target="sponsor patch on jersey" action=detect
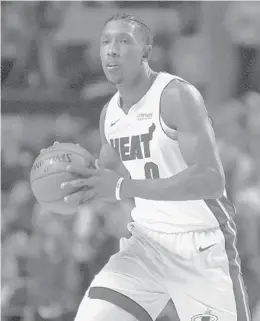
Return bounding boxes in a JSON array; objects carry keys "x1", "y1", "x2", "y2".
[
  {"x1": 137, "y1": 112, "x2": 153, "y2": 120},
  {"x1": 191, "y1": 309, "x2": 218, "y2": 321}
]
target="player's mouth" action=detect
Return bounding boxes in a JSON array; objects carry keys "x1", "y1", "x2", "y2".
[{"x1": 106, "y1": 63, "x2": 120, "y2": 71}]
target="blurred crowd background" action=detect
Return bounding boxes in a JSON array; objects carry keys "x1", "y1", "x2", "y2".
[{"x1": 1, "y1": 1, "x2": 260, "y2": 321}]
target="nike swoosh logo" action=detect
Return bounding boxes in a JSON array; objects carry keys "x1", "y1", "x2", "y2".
[
  {"x1": 198, "y1": 243, "x2": 217, "y2": 252},
  {"x1": 110, "y1": 119, "x2": 120, "y2": 127}
]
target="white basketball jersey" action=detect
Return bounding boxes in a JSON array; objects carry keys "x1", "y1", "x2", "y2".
[{"x1": 104, "y1": 72, "x2": 235, "y2": 233}]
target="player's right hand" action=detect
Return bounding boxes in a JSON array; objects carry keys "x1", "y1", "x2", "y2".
[
  {"x1": 40, "y1": 141, "x2": 82, "y2": 153},
  {"x1": 62, "y1": 165, "x2": 121, "y2": 204},
  {"x1": 40, "y1": 141, "x2": 60, "y2": 153}
]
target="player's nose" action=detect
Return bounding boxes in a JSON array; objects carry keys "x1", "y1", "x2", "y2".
[{"x1": 107, "y1": 43, "x2": 119, "y2": 57}]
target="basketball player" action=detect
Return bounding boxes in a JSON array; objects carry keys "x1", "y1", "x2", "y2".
[{"x1": 61, "y1": 13, "x2": 251, "y2": 321}]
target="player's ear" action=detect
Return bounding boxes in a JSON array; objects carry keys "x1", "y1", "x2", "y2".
[{"x1": 142, "y1": 45, "x2": 152, "y2": 62}]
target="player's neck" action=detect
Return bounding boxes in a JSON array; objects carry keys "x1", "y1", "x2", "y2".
[{"x1": 117, "y1": 66, "x2": 158, "y2": 113}]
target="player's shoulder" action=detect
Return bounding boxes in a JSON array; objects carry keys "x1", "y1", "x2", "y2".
[
  {"x1": 101, "y1": 101, "x2": 109, "y2": 115},
  {"x1": 100, "y1": 91, "x2": 119, "y2": 119},
  {"x1": 160, "y1": 75, "x2": 207, "y2": 128},
  {"x1": 99, "y1": 92, "x2": 118, "y2": 127},
  {"x1": 162, "y1": 75, "x2": 203, "y2": 106},
  {"x1": 99, "y1": 102, "x2": 110, "y2": 145},
  {"x1": 99, "y1": 102, "x2": 109, "y2": 128}
]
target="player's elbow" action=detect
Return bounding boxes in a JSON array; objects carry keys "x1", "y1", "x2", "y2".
[{"x1": 206, "y1": 166, "x2": 226, "y2": 199}]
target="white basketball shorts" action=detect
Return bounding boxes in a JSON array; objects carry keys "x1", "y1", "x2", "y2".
[{"x1": 78, "y1": 220, "x2": 251, "y2": 321}]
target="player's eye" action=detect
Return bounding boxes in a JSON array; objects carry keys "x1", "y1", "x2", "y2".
[
  {"x1": 102, "y1": 39, "x2": 109, "y2": 45},
  {"x1": 120, "y1": 39, "x2": 129, "y2": 44}
]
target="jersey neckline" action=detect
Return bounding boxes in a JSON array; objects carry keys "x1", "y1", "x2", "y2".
[{"x1": 116, "y1": 71, "x2": 163, "y2": 116}]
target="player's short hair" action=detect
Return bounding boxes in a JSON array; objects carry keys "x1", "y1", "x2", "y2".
[{"x1": 104, "y1": 13, "x2": 153, "y2": 46}]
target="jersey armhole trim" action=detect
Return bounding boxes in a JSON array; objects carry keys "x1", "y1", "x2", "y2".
[
  {"x1": 103, "y1": 100, "x2": 112, "y2": 144},
  {"x1": 159, "y1": 78, "x2": 181, "y2": 141},
  {"x1": 159, "y1": 115, "x2": 178, "y2": 140}
]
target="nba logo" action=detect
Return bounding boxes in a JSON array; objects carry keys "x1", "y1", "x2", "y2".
[{"x1": 191, "y1": 309, "x2": 218, "y2": 321}]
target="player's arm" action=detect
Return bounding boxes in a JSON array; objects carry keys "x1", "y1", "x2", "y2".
[
  {"x1": 98, "y1": 103, "x2": 130, "y2": 179},
  {"x1": 121, "y1": 80, "x2": 225, "y2": 201}
]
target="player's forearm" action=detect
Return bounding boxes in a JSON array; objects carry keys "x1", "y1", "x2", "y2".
[{"x1": 121, "y1": 165, "x2": 225, "y2": 201}]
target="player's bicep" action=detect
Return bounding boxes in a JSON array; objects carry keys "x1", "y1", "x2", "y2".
[
  {"x1": 177, "y1": 115, "x2": 220, "y2": 170},
  {"x1": 179, "y1": 87, "x2": 222, "y2": 172},
  {"x1": 163, "y1": 81, "x2": 224, "y2": 174}
]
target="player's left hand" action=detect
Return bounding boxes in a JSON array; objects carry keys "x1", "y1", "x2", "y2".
[{"x1": 61, "y1": 164, "x2": 122, "y2": 205}]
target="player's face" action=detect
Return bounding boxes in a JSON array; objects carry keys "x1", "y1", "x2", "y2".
[{"x1": 100, "y1": 20, "x2": 145, "y2": 85}]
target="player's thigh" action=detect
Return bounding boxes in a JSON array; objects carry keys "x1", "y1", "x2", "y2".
[
  {"x1": 168, "y1": 225, "x2": 251, "y2": 321},
  {"x1": 155, "y1": 300, "x2": 179, "y2": 321},
  {"x1": 74, "y1": 297, "x2": 137, "y2": 321}
]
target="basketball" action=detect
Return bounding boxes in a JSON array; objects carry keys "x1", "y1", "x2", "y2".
[{"x1": 30, "y1": 143, "x2": 95, "y2": 215}]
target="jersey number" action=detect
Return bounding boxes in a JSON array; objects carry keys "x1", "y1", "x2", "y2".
[{"x1": 144, "y1": 162, "x2": 160, "y2": 179}]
